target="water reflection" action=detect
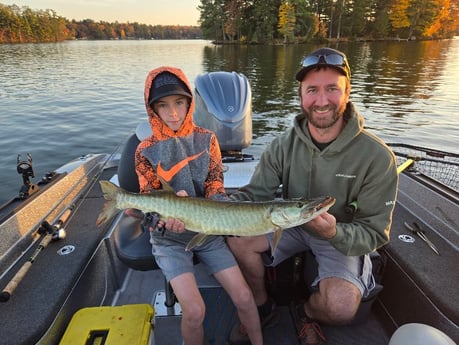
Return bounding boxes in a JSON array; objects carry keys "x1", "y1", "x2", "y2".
[
  {"x1": 0, "y1": 39, "x2": 457, "y2": 202},
  {"x1": 201, "y1": 39, "x2": 458, "y2": 148}
]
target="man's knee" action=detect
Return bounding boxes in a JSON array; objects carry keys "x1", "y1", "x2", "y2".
[
  {"x1": 314, "y1": 277, "x2": 361, "y2": 324},
  {"x1": 226, "y1": 236, "x2": 261, "y2": 257},
  {"x1": 327, "y1": 296, "x2": 360, "y2": 324},
  {"x1": 232, "y1": 285, "x2": 256, "y2": 311},
  {"x1": 228, "y1": 235, "x2": 269, "y2": 252},
  {"x1": 226, "y1": 236, "x2": 243, "y2": 252}
]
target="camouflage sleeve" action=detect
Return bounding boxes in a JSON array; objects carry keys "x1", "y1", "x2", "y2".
[
  {"x1": 204, "y1": 134, "x2": 227, "y2": 199},
  {"x1": 135, "y1": 142, "x2": 161, "y2": 194}
]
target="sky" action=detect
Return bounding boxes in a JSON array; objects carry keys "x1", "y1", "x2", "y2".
[{"x1": 1, "y1": 0, "x2": 201, "y2": 26}]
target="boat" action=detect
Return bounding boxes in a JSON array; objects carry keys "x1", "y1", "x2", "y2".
[{"x1": 0, "y1": 71, "x2": 457, "y2": 345}]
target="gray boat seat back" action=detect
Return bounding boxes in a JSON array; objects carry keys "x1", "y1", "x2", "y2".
[
  {"x1": 115, "y1": 121, "x2": 157, "y2": 271},
  {"x1": 117, "y1": 121, "x2": 151, "y2": 193},
  {"x1": 117, "y1": 133, "x2": 140, "y2": 193}
]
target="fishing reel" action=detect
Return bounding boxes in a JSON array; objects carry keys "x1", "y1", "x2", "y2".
[
  {"x1": 17, "y1": 153, "x2": 39, "y2": 198},
  {"x1": 38, "y1": 220, "x2": 67, "y2": 241}
]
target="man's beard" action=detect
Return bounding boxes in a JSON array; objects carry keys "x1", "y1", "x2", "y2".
[{"x1": 302, "y1": 104, "x2": 346, "y2": 129}]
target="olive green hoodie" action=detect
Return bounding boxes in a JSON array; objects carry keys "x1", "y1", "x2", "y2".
[{"x1": 231, "y1": 102, "x2": 398, "y2": 256}]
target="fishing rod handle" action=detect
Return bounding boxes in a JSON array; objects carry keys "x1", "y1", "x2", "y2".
[{"x1": 0, "y1": 233, "x2": 53, "y2": 302}]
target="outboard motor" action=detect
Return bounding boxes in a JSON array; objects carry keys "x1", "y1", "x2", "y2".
[{"x1": 193, "y1": 71, "x2": 252, "y2": 156}]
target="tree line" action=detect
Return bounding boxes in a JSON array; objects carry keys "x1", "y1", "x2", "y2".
[
  {"x1": 1, "y1": 1, "x2": 458, "y2": 44},
  {"x1": 0, "y1": 3, "x2": 201, "y2": 43},
  {"x1": 199, "y1": 0, "x2": 458, "y2": 43}
]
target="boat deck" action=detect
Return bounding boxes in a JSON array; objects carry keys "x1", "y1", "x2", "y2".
[
  {"x1": 114, "y1": 264, "x2": 391, "y2": 345},
  {"x1": 1, "y1": 160, "x2": 458, "y2": 344}
]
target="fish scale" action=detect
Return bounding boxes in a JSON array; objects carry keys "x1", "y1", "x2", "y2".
[
  {"x1": 97, "y1": 181, "x2": 335, "y2": 247},
  {"x1": 119, "y1": 192, "x2": 281, "y2": 235}
]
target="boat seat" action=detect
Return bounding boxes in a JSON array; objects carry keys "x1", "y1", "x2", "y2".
[
  {"x1": 114, "y1": 213, "x2": 158, "y2": 271},
  {"x1": 115, "y1": 123, "x2": 157, "y2": 271},
  {"x1": 117, "y1": 131, "x2": 141, "y2": 195}
]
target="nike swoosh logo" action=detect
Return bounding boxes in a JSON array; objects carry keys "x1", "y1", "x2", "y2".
[{"x1": 157, "y1": 151, "x2": 205, "y2": 182}]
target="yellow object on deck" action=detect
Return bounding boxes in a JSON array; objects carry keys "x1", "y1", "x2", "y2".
[
  {"x1": 59, "y1": 304, "x2": 154, "y2": 345},
  {"x1": 397, "y1": 158, "x2": 415, "y2": 175}
]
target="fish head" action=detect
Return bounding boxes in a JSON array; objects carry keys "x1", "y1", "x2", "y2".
[{"x1": 270, "y1": 196, "x2": 335, "y2": 228}]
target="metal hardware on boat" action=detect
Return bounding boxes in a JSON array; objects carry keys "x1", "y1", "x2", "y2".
[
  {"x1": 398, "y1": 234, "x2": 415, "y2": 243},
  {"x1": 57, "y1": 245, "x2": 75, "y2": 255},
  {"x1": 41, "y1": 171, "x2": 57, "y2": 183},
  {"x1": 403, "y1": 222, "x2": 440, "y2": 255},
  {"x1": 17, "y1": 153, "x2": 39, "y2": 198}
]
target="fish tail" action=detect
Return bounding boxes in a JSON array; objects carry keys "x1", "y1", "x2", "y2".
[{"x1": 96, "y1": 180, "x2": 121, "y2": 226}]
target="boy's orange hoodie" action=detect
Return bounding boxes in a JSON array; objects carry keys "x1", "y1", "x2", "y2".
[{"x1": 135, "y1": 66, "x2": 226, "y2": 199}]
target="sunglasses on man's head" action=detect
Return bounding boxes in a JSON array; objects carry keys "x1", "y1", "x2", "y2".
[{"x1": 302, "y1": 53, "x2": 347, "y2": 68}]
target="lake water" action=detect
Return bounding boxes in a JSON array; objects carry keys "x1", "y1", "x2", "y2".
[{"x1": 1, "y1": 39, "x2": 458, "y2": 203}]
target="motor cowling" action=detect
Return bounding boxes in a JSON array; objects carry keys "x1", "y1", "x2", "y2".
[{"x1": 193, "y1": 71, "x2": 252, "y2": 152}]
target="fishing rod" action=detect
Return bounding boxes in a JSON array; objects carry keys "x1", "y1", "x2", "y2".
[
  {"x1": 0, "y1": 206, "x2": 73, "y2": 302},
  {"x1": 0, "y1": 135, "x2": 126, "y2": 303}
]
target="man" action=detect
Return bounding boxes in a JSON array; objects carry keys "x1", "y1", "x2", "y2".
[{"x1": 227, "y1": 47, "x2": 398, "y2": 345}]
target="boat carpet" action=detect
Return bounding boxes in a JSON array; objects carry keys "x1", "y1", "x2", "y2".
[
  {"x1": 0, "y1": 168, "x2": 120, "y2": 345},
  {"x1": 378, "y1": 173, "x2": 459, "y2": 341},
  {"x1": 200, "y1": 287, "x2": 389, "y2": 345},
  {"x1": 117, "y1": 268, "x2": 389, "y2": 344}
]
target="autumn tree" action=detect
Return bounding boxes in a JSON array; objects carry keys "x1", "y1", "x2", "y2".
[
  {"x1": 423, "y1": 0, "x2": 457, "y2": 38},
  {"x1": 224, "y1": 0, "x2": 240, "y2": 41},
  {"x1": 278, "y1": 0, "x2": 296, "y2": 43},
  {"x1": 388, "y1": 0, "x2": 411, "y2": 37}
]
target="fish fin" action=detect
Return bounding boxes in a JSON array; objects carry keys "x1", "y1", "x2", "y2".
[
  {"x1": 185, "y1": 233, "x2": 208, "y2": 251},
  {"x1": 96, "y1": 180, "x2": 121, "y2": 227},
  {"x1": 271, "y1": 227, "x2": 283, "y2": 256},
  {"x1": 157, "y1": 175, "x2": 175, "y2": 192}
]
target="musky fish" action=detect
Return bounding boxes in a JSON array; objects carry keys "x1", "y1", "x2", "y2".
[{"x1": 96, "y1": 180, "x2": 335, "y2": 251}]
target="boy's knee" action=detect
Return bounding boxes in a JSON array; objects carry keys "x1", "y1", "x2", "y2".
[{"x1": 182, "y1": 301, "x2": 206, "y2": 324}]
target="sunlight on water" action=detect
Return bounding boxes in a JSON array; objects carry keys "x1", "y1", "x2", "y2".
[{"x1": 0, "y1": 39, "x2": 458, "y2": 203}]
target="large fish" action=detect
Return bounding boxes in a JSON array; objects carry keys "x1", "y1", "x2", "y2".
[{"x1": 96, "y1": 180, "x2": 335, "y2": 251}]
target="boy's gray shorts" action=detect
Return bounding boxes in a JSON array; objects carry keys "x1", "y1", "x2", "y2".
[
  {"x1": 150, "y1": 231, "x2": 237, "y2": 282},
  {"x1": 265, "y1": 227, "x2": 375, "y2": 298}
]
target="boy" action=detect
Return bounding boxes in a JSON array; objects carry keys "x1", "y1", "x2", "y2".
[{"x1": 135, "y1": 66, "x2": 263, "y2": 345}]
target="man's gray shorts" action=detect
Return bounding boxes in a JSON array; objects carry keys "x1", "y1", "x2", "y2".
[{"x1": 265, "y1": 227, "x2": 375, "y2": 298}]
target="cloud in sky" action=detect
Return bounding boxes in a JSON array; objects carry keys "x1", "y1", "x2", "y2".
[{"x1": 1, "y1": 0, "x2": 201, "y2": 25}]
